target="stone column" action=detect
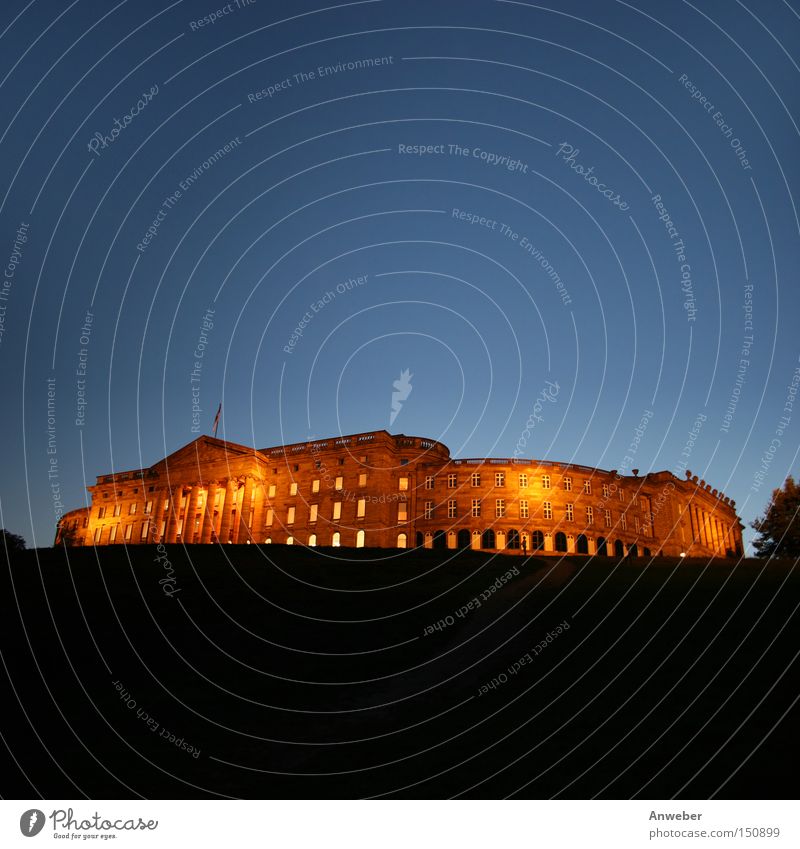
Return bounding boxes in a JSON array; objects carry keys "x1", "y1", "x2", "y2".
[
  {"x1": 236, "y1": 476, "x2": 255, "y2": 543},
  {"x1": 185, "y1": 485, "x2": 201, "y2": 543},
  {"x1": 250, "y1": 481, "x2": 266, "y2": 543},
  {"x1": 199, "y1": 481, "x2": 218, "y2": 544},
  {"x1": 164, "y1": 485, "x2": 181, "y2": 543},
  {"x1": 218, "y1": 479, "x2": 236, "y2": 544},
  {"x1": 152, "y1": 488, "x2": 167, "y2": 543}
]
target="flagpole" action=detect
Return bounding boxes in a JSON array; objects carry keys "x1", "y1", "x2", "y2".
[{"x1": 212, "y1": 403, "x2": 221, "y2": 438}]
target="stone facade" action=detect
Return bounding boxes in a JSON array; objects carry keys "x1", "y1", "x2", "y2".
[{"x1": 55, "y1": 430, "x2": 744, "y2": 557}]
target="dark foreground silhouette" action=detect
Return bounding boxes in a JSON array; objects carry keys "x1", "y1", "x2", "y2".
[{"x1": 1, "y1": 544, "x2": 797, "y2": 799}]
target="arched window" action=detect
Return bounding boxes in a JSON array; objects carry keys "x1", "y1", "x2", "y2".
[
  {"x1": 471, "y1": 530, "x2": 481, "y2": 550},
  {"x1": 415, "y1": 532, "x2": 424, "y2": 548},
  {"x1": 457, "y1": 529, "x2": 471, "y2": 549},
  {"x1": 424, "y1": 532, "x2": 433, "y2": 549},
  {"x1": 507, "y1": 529, "x2": 520, "y2": 549},
  {"x1": 356, "y1": 529, "x2": 365, "y2": 548},
  {"x1": 286, "y1": 536, "x2": 294, "y2": 545},
  {"x1": 643, "y1": 547, "x2": 651, "y2": 557},
  {"x1": 264, "y1": 537, "x2": 272, "y2": 545},
  {"x1": 433, "y1": 530, "x2": 447, "y2": 550},
  {"x1": 596, "y1": 536, "x2": 608, "y2": 556},
  {"x1": 481, "y1": 529, "x2": 496, "y2": 549},
  {"x1": 576, "y1": 534, "x2": 589, "y2": 554},
  {"x1": 614, "y1": 539, "x2": 624, "y2": 557},
  {"x1": 555, "y1": 531, "x2": 567, "y2": 552},
  {"x1": 308, "y1": 534, "x2": 317, "y2": 547},
  {"x1": 332, "y1": 532, "x2": 341, "y2": 547},
  {"x1": 496, "y1": 531, "x2": 506, "y2": 550},
  {"x1": 531, "y1": 530, "x2": 544, "y2": 551},
  {"x1": 397, "y1": 532, "x2": 407, "y2": 549}
]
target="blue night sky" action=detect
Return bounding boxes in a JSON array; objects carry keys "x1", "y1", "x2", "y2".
[{"x1": 1, "y1": 0, "x2": 798, "y2": 549}]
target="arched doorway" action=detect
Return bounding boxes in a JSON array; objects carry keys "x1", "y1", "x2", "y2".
[
  {"x1": 614, "y1": 539, "x2": 624, "y2": 557},
  {"x1": 576, "y1": 533, "x2": 589, "y2": 554},
  {"x1": 507, "y1": 529, "x2": 520, "y2": 549},
  {"x1": 628, "y1": 542, "x2": 638, "y2": 558},
  {"x1": 596, "y1": 536, "x2": 608, "y2": 556},
  {"x1": 332, "y1": 532, "x2": 341, "y2": 547},
  {"x1": 555, "y1": 531, "x2": 567, "y2": 552},
  {"x1": 457, "y1": 529, "x2": 471, "y2": 549},
  {"x1": 433, "y1": 529, "x2": 447, "y2": 550},
  {"x1": 481, "y1": 529, "x2": 496, "y2": 549},
  {"x1": 415, "y1": 532, "x2": 424, "y2": 547},
  {"x1": 356, "y1": 529, "x2": 365, "y2": 548},
  {"x1": 531, "y1": 530, "x2": 544, "y2": 551},
  {"x1": 397, "y1": 532, "x2": 407, "y2": 548},
  {"x1": 308, "y1": 534, "x2": 317, "y2": 547},
  {"x1": 643, "y1": 547, "x2": 651, "y2": 557}
]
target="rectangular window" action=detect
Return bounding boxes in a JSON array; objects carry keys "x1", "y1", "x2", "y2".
[
  {"x1": 640, "y1": 496, "x2": 649, "y2": 512},
  {"x1": 448, "y1": 473, "x2": 457, "y2": 488},
  {"x1": 635, "y1": 515, "x2": 640, "y2": 533},
  {"x1": 520, "y1": 499, "x2": 529, "y2": 519},
  {"x1": 447, "y1": 499, "x2": 457, "y2": 519},
  {"x1": 618, "y1": 488, "x2": 625, "y2": 502},
  {"x1": 110, "y1": 525, "x2": 118, "y2": 543},
  {"x1": 335, "y1": 476, "x2": 343, "y2": 491},
  {"x1": 312, "y1": 479, "x2": 320, "y2": 494},
  {"x1": 398, "y1": 501, "x2": 408, "y2": 522},
  {"x1": 563, "y1": 476, "x2": 572, "y2": 491},
  {"x1": 287, "y1": 507, "x2": 295, "y2": 525},
  {"x1": 583, "y1": 480, "x2": 591, "y2": 494},
  {"x1": 471, "y1": 472, "x2": 481, "y2": 487},
  {"x1": 543, "y1": 501, "x2": 552, "y2": 520},
  {"x1": 309, "y1": 504, "x2": 318, "y2": 523},
  {"x1": 357, "y1": 498, "x2": 366, "y2": 518},
  {"x1": 140, "y1": 521, "x2": 149, "y2": 540},
  {"x1": 495, "y1": 471, "x2": 505, "y2": 487},
  {"x1": 333, "y1": 502, "x2": 342, "y2": 521},
  {"x1": 542, "y1": 474, "x2": 551, "y2": 489},
  {"x1": 268, "y1": 484, "x2": 276, "y2": 498},
  {"x1": 518, "y1": 473, "x2": 528, "y2": 488},
  {"x1": 565, "y1": 503, "x2": 574, "y2": 521},
  {"x1": 604, "y1": 509, "x2": 612, "y2": 527},
  {"x1": 266, "y1": 508, "x2": 274, "y2": 526},
  {"x1": 94, "y1": 527, "x2": 101, "y2": 543},
  {"x1": 97, "y1": 506, "x2": 106, "y2": 518},
  {"x1": 399, "y1": 477, "x2": 409, "y2": 491},
  {"x1": 495, "y1": 499, "x2": 505, "y2": 518},
  {"x1": 124, "y1": 524, "x2": 132, "y2": 541},
  {"x1": 586, "y1": 506, "x2": 593, "y2": 524},
  {"x1": 602, "y1": 484, "x2": 610, "y2": 498},
  {"x1": 113, "y1": 504, "x2": 121, "y2": 517},
  {"x1": 145, "y1": 501, "x2": 152, "y2": 514},
  {"x1": 129, "y1": 503, "x2": 137, "y2": 515},
  {"x1": 621, "y1": 513, "x2": 627, "y2": 530},
  {"x1": 425, "y1": 475, "x2": 434, "y2": 490},
  {"x1": 471, "y1": 499, "x2": 481, "y2": 518},
  {"x1": 289, "y1": 482, "x2": 298, "y2": 496},
  {"x1": 424, "y1": 500, "x2": 433, "y2": 519},
  {"x1": 358, "y1": 473, "x2": 367, "y2": 487}
]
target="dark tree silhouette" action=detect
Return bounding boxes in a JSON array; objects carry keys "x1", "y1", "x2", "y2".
[
  {"x1": 751, "y1": 476, "x2": 800, "y2": 558},
  {"x1": 1, "y1": 529, "x2": 26, "y2": 555}
]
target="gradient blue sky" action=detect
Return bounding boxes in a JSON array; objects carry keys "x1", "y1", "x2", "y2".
[{"x1": 1, "y1": 0, "x2": 798, "y2": 550}]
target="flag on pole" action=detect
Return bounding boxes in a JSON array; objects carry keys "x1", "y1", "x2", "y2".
[{"x1": 212, "y1": 403, "x2": 221, "y2": 438}]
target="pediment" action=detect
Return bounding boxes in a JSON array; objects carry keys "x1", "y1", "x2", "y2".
[{"x1": 148, "y1": 436, "x2": 261, "y2": 475}]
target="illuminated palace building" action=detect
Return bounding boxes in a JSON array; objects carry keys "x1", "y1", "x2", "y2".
[{"x1": 55, "y1": 430, "x2": 743, "y2": 557}]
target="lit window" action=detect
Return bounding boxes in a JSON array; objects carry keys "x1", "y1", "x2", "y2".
[
  {"x1": 333, "y1": 502, "x2": 342, "y2": 520},
  {"x1": 565, "y1": 503, "x2": 574, "y2": 521},
  {"x1": 110, "y1": 525, "x2": 118, "y2": 543},
  {"x1": 287, "y1": 507, "x2": 295, "y2": 525},
  {"x1": 563, "y1": 476, "x2": 572, "y2": 491},
  {"x1": 94, "y1": 527, "x2": 101, "y2": 543},
  {"x1": 586, "y1": 506, "x2": 593, "y2": 524},
  {"x1": 519, "y1": 473, "x2": 528, "y2": 488},
  {"x1": 113, "y1": 504, "x2": 121, "y2": 517},
  {"x1": 471, "y1": 472, "x2": 481, "y2": 487},
  {"x1": 268, "y1": 484, "x2": 276, "y2": 498},
  {"x1": 309, "y1": 534, "x2": 317, "y2": 547},
  {"x1": 357, "y1": 498, "x2": 366, "y2": 518},
  {"x1": 266, "y1": 508, "x2": 274, "y2": 526},
  {"x1": 129, "y1": 503, "x2": 137, "y2": 515},
  {"x1": 397, "y1": 532, "x2": 407, "y2": 548},
  {"x1": 618, "y1": 488, "x2": 624, "y2": 502},
  {"x1": 290, "y1": 482, "x2": 298, "y2": 496},
  {"x1": 604, "y1": 509, "x2": 612, "y2": 527},
  {"x1": 471, "y1": 499, "x2": 481, "y2": 518},
  {"x1": 356, "y1": 529, "x2": 365, "y2": 548},
  {"x1": 97, "y1": 506, "x2": 106, "y2": 518},
  {"x1": 583, "y1": 480, "x2": 591, "y2": 494},
  {"x1": 145, "y1": 501, "x2": 152, "y2": 514},
  {"x1": 359, "y1": 473, "x2": 367, "y2": 487},
  {"x1": 495, "y1": 499, "x2": 505, "y2": 518},
  {"x1": 312, "y1": 479, "x2": 320, "y2": 494},
  {"x1": 448, "y1": 473, "x2": 457, "y2": 488},
  {"x1": 399, "y1": 477, "x2": 409, "y2": 491},
  {"x1": 425, "y1": 475, "x2": 434, "y2": 489},
  {"x1": 332, "y1": 532, "x2": 341, "y2": 547},
  {"x1": 602, "y1": 484, "x2": 610, "y2": 498},
  {"x1": 542, "y1": 475, "x2": 551, "y2": 489},
  {"x1": 640, "y1": 496, "x2": 649, "y2": 512},
  {"x1": 520, "y1": 500, "x2": 529, "y2": 519},
  {"x1": 495, "y1": 472, "x2": 505, "y2": 487},
  {"x1": 335, "y1": 476, "x2": 343, "y2": 491},
  {"x1": 286, "y1": 536, "x2": 294, "y2": 545},
  {"x1": 543, "y1": 501, "x2": 552, "y2": 520},
  {"x1": 424, "y1": 500, "x2": 433, "y2": 519},
  {"x1": 140, "y1": 521, "x2": 149, "y2": 540},
  {"x1": 124, "y1": 524, "x2": 132, "y2": 541},
  {"x1": 447, "y1": 499, "x2": 457, "y2": 518},
  {"x1": 309, "y1": 504, "x2": 318, "y2": 523},
  {"x1": 621, "y1": 513, "x2": 627, "y2": 530},
  {"x1": 398, "y1": 501, "x2": 408, "y2": 522}
]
